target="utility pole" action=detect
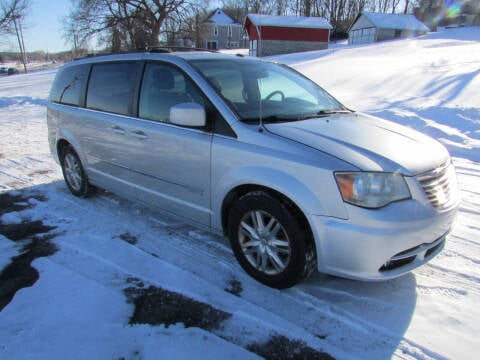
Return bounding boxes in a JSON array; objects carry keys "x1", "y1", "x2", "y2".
[
  {"x1": 13, "y1": 16, "x2": 27, "y2": 73},
  {"x1": 19, "y1": 18, "x2": 27, "y2": 67},
  {"x1": 73, "y1": 32, "x2": 78, "y2": 58}
]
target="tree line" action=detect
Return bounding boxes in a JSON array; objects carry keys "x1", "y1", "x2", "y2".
[
  {"x1": 62, "y1": 0, "x2": 479, "y2": 52},
  {"x1": 62, "y1": 0, "x2": 412, "y2": 50}
]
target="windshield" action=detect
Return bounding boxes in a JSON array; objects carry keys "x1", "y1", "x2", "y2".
[{"x1": 189, "y1": 58, "x2": 348, "y2": 123}]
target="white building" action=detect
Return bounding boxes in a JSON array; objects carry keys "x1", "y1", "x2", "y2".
[
  {"x1": 349, "y1": 12, "x2": 429, "y2": 45},
  {"x1": 200, "y1": 8, "x2": 244, "y2": 50}
]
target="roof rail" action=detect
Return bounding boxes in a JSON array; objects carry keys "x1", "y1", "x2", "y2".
[
  {"x1": 73, "y1": 49, "x2": 145, "y2": 61},
  {"x1": 72, "y1": 46, "x2": 218, "y2": 60},
  {"x1": 144, "y1": 46, "x2": 219, "y2": 53}
]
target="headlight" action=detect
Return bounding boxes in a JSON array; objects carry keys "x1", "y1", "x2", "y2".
[{"x1": 335, "y1": 172, "x2": 411, "y2": 209}]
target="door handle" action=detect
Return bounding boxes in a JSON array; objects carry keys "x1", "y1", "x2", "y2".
[
  {"x1": 131, "y1": 130, "x2": 148, "y2": 140},
  {"x1": 110, "y1": 125, "x2": 125, "y2": 135}
]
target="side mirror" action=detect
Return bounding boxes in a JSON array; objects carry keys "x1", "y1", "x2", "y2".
[{"x1": 170, "y1": 102, "x2": 206, "y2": 127}]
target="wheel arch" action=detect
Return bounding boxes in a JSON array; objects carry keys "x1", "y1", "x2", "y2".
[
  {"x1": 54, "y1": 130, "x2": 88, "y2": 169},
  {"x1": 57, "y1": 140, "x2": 92, "y2": 197},
  {"x1": 221, "y1": 183, "x2": 317, "y2": 272},
  {"x1": 56, "y1": 138, "x2": 71, "y2": 159}
]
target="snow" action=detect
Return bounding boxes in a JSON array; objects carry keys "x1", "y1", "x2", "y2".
[
  {"x1": 0, "y1": 237, "x2": 17, "y2": 270},
  {"x1": 1, "y1": 211, "x2": 23, "y2": 224},
  {"x1": 0, "y1": 27, "x2": 479, "y2": 359},
  {"x1": 1, "y1": 258, "x2": 260, "y2": 360},
  {"x1": 246, "y1": 14, "x2": 332, "y2": 29},
  {"x1": 360, "y1": 12, "x2": 430, "y2": 32},
  {"x1": 270, "y1": 27, "x2": 480, "y2": 162}
]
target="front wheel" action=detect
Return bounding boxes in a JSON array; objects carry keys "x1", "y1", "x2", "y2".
[
  {"x1": 60, "y1": 145, "x2": 90, "y2": 197},
  {"x1": 228, "y1": 192, "x2": 315, "y2": 288}
]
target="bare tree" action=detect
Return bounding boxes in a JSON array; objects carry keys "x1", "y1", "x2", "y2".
[
  {"x1": 62, "y1": 13, "x2": 89, "y2": 57},
  {"x1": 414, "y1": 0, "x2": 445, "y2": 30},
  {"x1": 0, "y1": 0, "x2": 30, "y2": 71},
  {"x1": 314, "y1": 0, "x2": 366, "y2": 39},
  {"x1": 64, "y1": 0, "x2": 192, "y2": 51},
  {"x1": 391, "y1": 0, "x2": 401, "y2": 13},
  {"x1": 0, "y1": 0, "x2": 29, "y2": 32}
]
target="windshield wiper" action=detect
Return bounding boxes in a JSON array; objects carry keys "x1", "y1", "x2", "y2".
[
  {"x1": 293, "y1": 109, "x2": 353, "y2": 121},
  {"x1": 243, "y1": 110, "x2": 354, "y2": 124},
  {"x1": 243, "y1": 115, "x2": 297, "y2": 124},
  {"x1": 316, "y1": 109, "x2": 353, "y2": 116}
]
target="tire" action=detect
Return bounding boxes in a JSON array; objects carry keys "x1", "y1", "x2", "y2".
[
  {"x1": 60, "y1": 145, "x2": 90, "y2": 197},
  {"x1": 228, "y1": 192, "x2": 314, "y2": 289}
]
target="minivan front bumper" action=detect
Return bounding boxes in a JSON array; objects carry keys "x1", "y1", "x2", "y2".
[{"x1": 309, "y1": 198, "x2": 458, "y2": 280}]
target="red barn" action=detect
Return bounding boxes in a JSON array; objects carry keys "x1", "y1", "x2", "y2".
[{"x1": 244, "y1": 14, "x2": 332, "y2": 57}]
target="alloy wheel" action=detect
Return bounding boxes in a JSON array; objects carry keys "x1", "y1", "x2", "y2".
[
  {"x1": 63, "y1": 152, "x2": 83, "y2": 192},
  {"x1": 238, "y1": 210, "x2": 292, "y2": 275}
]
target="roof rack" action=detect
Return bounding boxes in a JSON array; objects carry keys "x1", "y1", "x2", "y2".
[
  {"x1": 73, "y1": 49, "x2": 145, "y2": 61},
  {"x1": 143, "y1": 46, "x2": 218, "y2": 53},
  {"x1": 73, "y1": 46, "x2": 218, "y2": 60}
]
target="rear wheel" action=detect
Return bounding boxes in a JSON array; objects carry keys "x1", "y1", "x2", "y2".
[
  {"x1": 228, "y1": 192, "x2": 314, "y2": 288},
  {"x1": 60, "y1": 145, "x2": 90, "y2": 197}
]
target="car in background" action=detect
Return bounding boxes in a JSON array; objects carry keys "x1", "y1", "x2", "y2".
[
  {"x1": 0, "y1": 67, "x2": 19, "y2": 75},
  {"x1": 7, "y1": 67, "x2": 19, "y2": 75},
  {"x1": 47, "y1": 51, "x2": 460, "y2": 288}
]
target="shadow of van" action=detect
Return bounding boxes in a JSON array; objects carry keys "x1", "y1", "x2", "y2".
[
  {"x1": 301, "y1": 272, "x2": 417, "y2": 358},
  {"x1": 0, "y1": 96, "x2": 47, "y2": 108}
]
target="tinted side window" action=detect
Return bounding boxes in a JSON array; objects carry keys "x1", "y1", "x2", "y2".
[
  {"x1": 139, "y1": 63, "x2": 206, "y2": 124},
  {"x1": 86, "y1": 62, "x2": 139, "y2": 115},
  {"x1": 50, "y1": 64, "x2": 89, "y2": 106}
]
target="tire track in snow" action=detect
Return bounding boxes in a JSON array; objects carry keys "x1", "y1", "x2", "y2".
[
  {"x1": 91, "y1": 195, "x2": 444, "y2": 358},
  {"x1": 42, "y1": 214, "x2": 342, "y2": 359},
  {"x1": 0, "y1": 154, "x2": 61, "y2": 190},
  {"x1": 416, "y1": 263, "x2": 480, "y2": 294},
  {"x1": 41, "y1": 187, "x2": 436, "y2": 359},
  {"x1": 127, "y1": 233, "x2": 440, "y2": 360},
  {"x1": 40, "y1": 171, "x2": 480, "y2": 360},
  {"x1": 415, "y1": 285, "x2": 467, "y2": 299},
  {"x1": 0, "y1": 169, "x2": 30, "y2": 183},
  {"x1": 441, "y1": 248, "x2": 480, "y2": 266},
  {"x1": 289, "y1": 289, "x2": 446, "y2": 360}
]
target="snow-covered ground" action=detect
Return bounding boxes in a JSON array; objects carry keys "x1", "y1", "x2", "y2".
[{"x1": 0, "y1": 27, "x2": 479, "y2": 359}]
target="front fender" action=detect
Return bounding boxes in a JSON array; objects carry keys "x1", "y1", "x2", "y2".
[{"x1": 212, "y1": 165, "x2": 347, "y2": 231}]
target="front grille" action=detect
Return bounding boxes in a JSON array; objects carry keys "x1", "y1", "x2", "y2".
[{"x1": 417, "y1": 162, "x2": 458, "y2": 210}]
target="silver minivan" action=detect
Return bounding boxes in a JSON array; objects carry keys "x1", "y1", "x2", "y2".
[{"x1": 47, "y1": 51, "x2": 459, "y2": 288}]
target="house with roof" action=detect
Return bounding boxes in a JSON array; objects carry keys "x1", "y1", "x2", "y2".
[
  {"x1": 244, "y1": 14, "x2": 332, "y2": 57},
  {"x1": 348, "y1": 12, "x2": 429, "y2": 45},
  {"x1": 200, "y1": 8, "x2": 244, "y2": 50}
]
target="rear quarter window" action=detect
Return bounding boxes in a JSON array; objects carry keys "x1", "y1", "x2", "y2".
[
  {"x1": 50, "y1": 64, "x2": 90, "y2": 106},
  {"x1": 86, "y1": 62, "x2": 141, "y2": 115}
]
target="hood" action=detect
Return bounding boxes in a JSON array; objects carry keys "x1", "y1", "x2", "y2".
[{"x1": 265, "y1": 112, "x2": 450, "y2": 176}]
